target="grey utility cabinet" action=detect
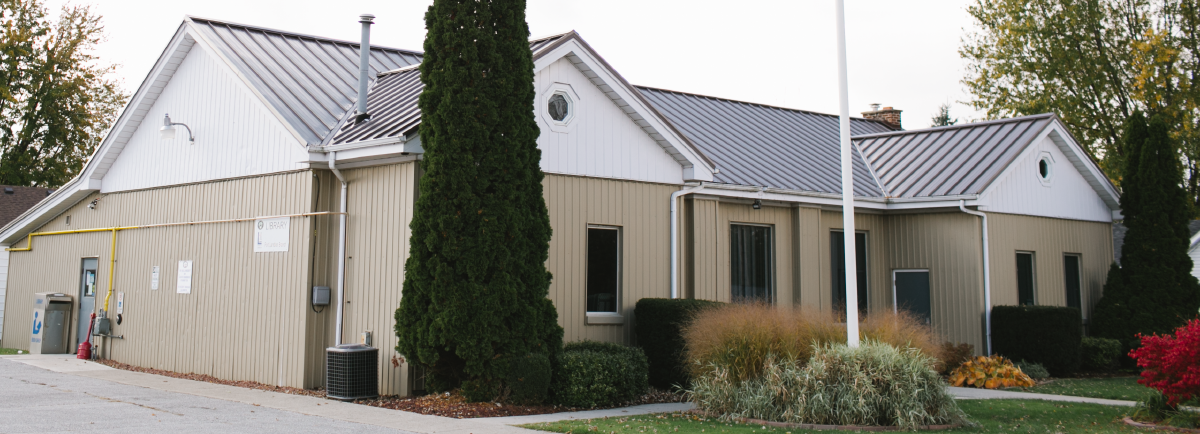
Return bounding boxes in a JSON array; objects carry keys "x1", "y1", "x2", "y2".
[{"x1": 30, "y1": 293, "x2": 73, "y2": 354}]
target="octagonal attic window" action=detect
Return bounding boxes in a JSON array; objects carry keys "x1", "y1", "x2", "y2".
[
  {"x1": 1037, "y1": 155, "x2": 1054, "y2": 185},
  {"x1": 548, "y1": 93, "x2": 570, "y2": 122}
]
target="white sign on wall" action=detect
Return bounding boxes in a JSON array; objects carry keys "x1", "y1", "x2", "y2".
[
  {"x1": 151, "y1": 265, "x2": 159, "y2": 290},
  {"x1": 177, "y1": 260, "x2": 192, "y2": 294},
  {"x1": 254, "y1": 217, "x2": 290, "y2": 252},
  {"x1": 116, "y1": 292, "x2": 124, "y2": 314}
]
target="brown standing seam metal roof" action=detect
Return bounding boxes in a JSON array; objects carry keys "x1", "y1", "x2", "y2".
[
  {"x1": 188, "y1": 17, "x2": 423, "y2": 145},
  {"x1": 0, "y1": 186, "x2": 53, "y2": 228},
  {"x1": 332, "y1": 34, "x2": 568, "y2": 145},
  {"x1": 637, "y1": 86, "x2": 895, "y2": 196},
  {"x1": 853, "y1": 114, "x2": 1055, "y2": 198}
]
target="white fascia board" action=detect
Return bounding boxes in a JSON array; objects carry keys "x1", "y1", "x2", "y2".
[
  {"x1": 701, "y1": 183, "x2": 979, "y2": 211},
  {"x1": 533, "y1": 38, "x2": 715, "y2": 182},
  {"x1": 184, "y1": 19, "x2": 311, "y2": 148},
  {"x1": 1190, "y1": 229, "x2": 1200, "y2": 249}
]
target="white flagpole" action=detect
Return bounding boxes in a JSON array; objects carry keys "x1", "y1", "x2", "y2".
[{"x1": 834, "y1": 0, "x2": 860, "y2": 347}]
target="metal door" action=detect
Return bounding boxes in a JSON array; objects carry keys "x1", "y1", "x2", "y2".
[
  {"x1": 893, "y1": 270, "x2": 931, "y2": 324},
  {"x1": 78, "y1": 258, "x2": 98, "y2": 350}
]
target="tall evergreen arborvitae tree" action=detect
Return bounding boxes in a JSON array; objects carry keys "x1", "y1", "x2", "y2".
[
  {"x1": 395, "y1": 0, "x2": 562, "y2": 401},
  {"x1": 1093, "y1": 114, "x2": 1200, "y2": 347}
]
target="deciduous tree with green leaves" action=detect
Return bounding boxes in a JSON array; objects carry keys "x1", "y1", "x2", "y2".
[
  {"x1": 394, "y1": 0, "x2": 562, "y2": 402},
  {"x1": 0, "y1": 0, "x2": 126, "y2": 187},
  {"x1": 960, "y1": 0, "x2": 1200, "y2": 204}
]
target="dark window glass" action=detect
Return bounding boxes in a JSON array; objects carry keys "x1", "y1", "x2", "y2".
[
  {"x1": 1016, "y1": 252, "x2": 1035, "y2": 305},
  {"x1": 548, "y1": 94, "x2": 569, "y2": 121},
  {"x1": 586, "y1": 227, "x2": 619, "y2": 312},
  {"x1": 731, "y1": 225, "x2": 773, "y2": 303},
  {"x1": 1039, "y1": 159, "x2": 1049, "y2": 178},
  {"x1": 1064, "y1": 255, "x2": 1082, "y2": 310},
  {"x1": 832, "y1": 231, "x2": 868, "y2": 314},
  {"x1": 894, "y1": 271, "x2": 931, "y2": 324}
]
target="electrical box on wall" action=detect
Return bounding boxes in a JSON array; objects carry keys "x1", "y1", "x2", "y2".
[
  {"x1": 359, "y1": 331, "x2": 372, "y2": 347},
  {"x1": 312, "y1": 286, "x2": 330, "y2": 306}
]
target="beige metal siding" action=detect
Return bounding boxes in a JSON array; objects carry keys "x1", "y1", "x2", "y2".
[
  {"x1": 335, "y1": 162, "x2": 419, "y2": 396},
  {"x1": 882, "y1": 212, "x2": 986, "y2": 350},
  {"x1": 986, "y1": 212, "x2": 1113, "y2": 319},
  {"x1": 2, "y1": 171, "x2": 315, "y2": 387},
  {"x1": 816, "y1": 211, "x2": 891, "y2": 313},
  {"x1": 713, "y1": 203, "x2": 796, "y2": 306},
  {"x1": 544, "y1": 174, "x2": 678, "y2": 345}
]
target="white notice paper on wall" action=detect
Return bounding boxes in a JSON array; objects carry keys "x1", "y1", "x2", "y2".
[
  {"x1": 254, "y1": 217, "x2": 290, "y2": 252},
  {"x1": 151, "y1": 265, "x2": 159, "y2": 290},
  {"x1": 116, "y1": 292, "x2": 124, "y2": 314},
  {"x1": 177, "y1": 260, "x2": 192, "y2": 294}
]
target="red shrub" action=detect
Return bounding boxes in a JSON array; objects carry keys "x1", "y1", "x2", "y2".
[{"x1": 1129, "y1": 318, "x2": 1200, "y2": 406}]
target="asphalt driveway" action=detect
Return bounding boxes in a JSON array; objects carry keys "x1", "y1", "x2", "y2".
[{"x1": 0, "y1": 357, "x2": 414, "y2": 434}]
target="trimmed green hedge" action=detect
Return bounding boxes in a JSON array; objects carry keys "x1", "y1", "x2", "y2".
[
  {"x1": 553, "y1": 341, "x2": 648, "y2": 408},
  {"x1": 992, "y1": 305, "x2": 1082, "y2": 376},
  {"x1": 634, "y1": 298, "x2": 724, "y2": 389},
  {"x1": 1081, "y1": 337, "x2": 1122, "y2": 372}
]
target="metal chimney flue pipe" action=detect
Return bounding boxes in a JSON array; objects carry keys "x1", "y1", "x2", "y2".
[{"x1": 355, "y1": 14, "x2": 375, "y2": 124}]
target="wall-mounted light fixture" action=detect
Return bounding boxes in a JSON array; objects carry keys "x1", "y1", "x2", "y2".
[
  {"x1": 752, "y1": 199, "x2": 762, "y2": 210},
  {"x1": 160, "y1": 113, "x2": 195, "y2": 144},
  {"x1": 88, "y1": 199, "x2": 99, "y2": 210}
]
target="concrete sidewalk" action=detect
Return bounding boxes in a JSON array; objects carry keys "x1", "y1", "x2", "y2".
[
  {"x1": 479, "y1": 402, "x2": 696, "y2": 425},
  {"x1": 948, "y1": 386, "x2": 1138, "y2": 407},
  {"x1": 1, "y1": 355, "x2": 535, "y2": 433}
]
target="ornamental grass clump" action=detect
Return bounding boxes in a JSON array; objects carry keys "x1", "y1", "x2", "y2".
[
  {"x1": 687, "y1": 342, "x2": 967, "y2": 429},
  {"x1": 682, "y1": 303, "x2": 944, "y2": 381}
]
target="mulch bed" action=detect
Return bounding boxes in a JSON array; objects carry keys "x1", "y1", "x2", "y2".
[
  {"x1": 94, "y1": 358, "x2": 683, "y2": 418},
  {"x1": 96, "y1": 359, "x2": 324, "y2": 397},
  {"x1": 357, "y1": 388, "x2": 684, "y2": 418}
]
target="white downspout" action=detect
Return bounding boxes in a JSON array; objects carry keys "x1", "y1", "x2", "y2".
[
  {"x1": 960, "y1": 200, "x2": 992, "y2": 355},
  {"x1": 670, "y1": 182, "x2": 704, "y2": 299},
  {"x1": 329, "y1": 151, "x2": 349, "y2": 346}
]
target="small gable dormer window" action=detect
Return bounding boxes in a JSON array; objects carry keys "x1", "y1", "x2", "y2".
[
  {"x1": 1037, "y1": 153, "x2": 1054, "y2": 186},
  {"x1": 548, "y1": 92, "x2": 571, "y2": 123}
]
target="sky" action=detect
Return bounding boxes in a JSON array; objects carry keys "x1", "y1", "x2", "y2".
[{"x1": 50, "y1": 0, "x2": 982, "y2": 129}]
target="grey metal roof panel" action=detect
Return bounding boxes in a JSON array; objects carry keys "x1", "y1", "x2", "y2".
[
  {"x1": 853, "y1": 114, "x2": 1054, "y2": 198},
  {"x1": 529, "y1": 33, "x2": 568, "y2": 56},
  {"x1": 188, "y1": 17, "x2": 422, "y2": 145},
  {"x1": 331, "y1": 35, "x2": 568, "y2": 146},
  {"x1": 636, "y1": 86, "x2": 894, "y2": 196}
]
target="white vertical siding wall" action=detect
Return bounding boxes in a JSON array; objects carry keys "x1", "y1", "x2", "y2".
[
  {"x1": 1191, "y1": 244, "x2": 1200, "y2": 281},
  {"x1": 982, "y1": 136, "x2": 1112, "y2": 223},
  {"x1": 0, "y1": 249, "x2": 7, "y2": 344},
  {"x1": 100, "y1": 41, "x2": 307, "y2": 193},
  {"x1": 535, "y1": 58, "x2": 684, "y2": 185}
]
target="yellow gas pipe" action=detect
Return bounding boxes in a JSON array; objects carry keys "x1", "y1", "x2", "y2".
[{"x1": 6, "y1": 211, "x2": 345, "y2": 314}]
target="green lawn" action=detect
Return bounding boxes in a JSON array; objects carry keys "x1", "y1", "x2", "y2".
[
  {"x1": 0, "y1": 348, "x2": 23, "y2": 355},
  {"x1": 523, "y1": 399, "x2": 1137, "y2": 433},
  {"x1": 1023, "y1": 377, "x2": 1155, "y2": 402}
]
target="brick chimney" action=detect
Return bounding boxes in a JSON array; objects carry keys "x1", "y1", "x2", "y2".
[{"x1": 861, "y1": 104, "x2": 902, "y2": 130}]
